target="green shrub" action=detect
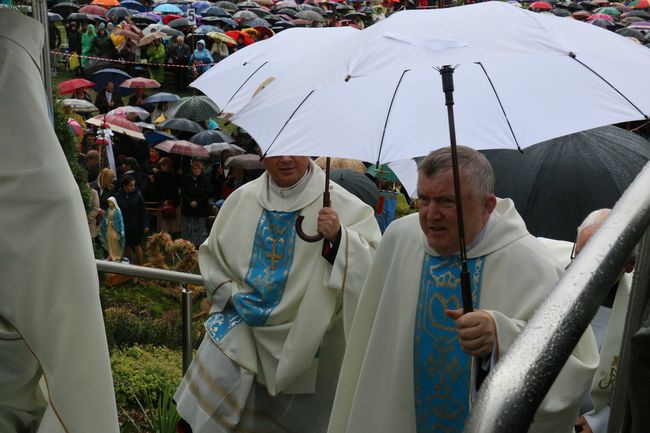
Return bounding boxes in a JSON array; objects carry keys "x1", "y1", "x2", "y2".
[{"x1": 110, "y1": 345, "x2": 183, "y2": 408}]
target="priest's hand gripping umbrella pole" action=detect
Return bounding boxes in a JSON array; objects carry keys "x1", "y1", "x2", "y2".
[
  {"x1": 439, "y1": 65, "x2": 474, "y2": 315},
  {"x1": 295, "y1": 157, "x2": 330, "y2": 244}
]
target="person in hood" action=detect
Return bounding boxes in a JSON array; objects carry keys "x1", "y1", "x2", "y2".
[{"x1": 189, "y1": 39, "x2": 213, "y2": 76}]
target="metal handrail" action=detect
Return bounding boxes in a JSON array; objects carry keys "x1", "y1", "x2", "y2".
[
  {"x1": 96, "y1": 260, "x2": 204, "y2": 373},
  {"x1": 465, "y1": 160, "x2": 650, "y2": 433}
]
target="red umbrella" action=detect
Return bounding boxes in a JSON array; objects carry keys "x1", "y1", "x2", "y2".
[
  {"x1": 225, "y1": 30, "x2": 255, "y2": 45},
  {"x1": 528, "y1": 1, "x2": 552, "y2": 10},
  {"x1": 162, "y1": 14, "x2": 182, "y2": 25},
  {"x1": 120, "y1": 77, "x2": 161, "y2": 89},
  {"x1": 155, "y1": 140, "x2": 210, "y2": 158},
  {"x1": 57, "y1": 78, "x2": 96, "y2": 94},
  {"x1": 79, "y1": 4, "x2": 108, "y2": 16}
]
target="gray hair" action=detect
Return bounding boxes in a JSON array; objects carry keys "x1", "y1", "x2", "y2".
[
  {"x1": 577, "y1": 208, "x2": 610, "y2": 235},
  {"x1": 176, "y1": 35, "x2": 184, "y2": 42},
  {"x1": 417, "y1": 145, "x2": 495, "y2": 198},
  {"x1": 577, "y1": 208, "x2": 639, "y2": 260}
]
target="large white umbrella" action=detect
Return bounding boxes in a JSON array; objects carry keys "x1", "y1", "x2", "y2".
[
  {"x1": 190, "y1": 26, "x2": 358, "y2": 115},
  {"x1": 228, "y1": 1, "x2": 650, "y2": 309},
  {"x1": 231, "y1": 2, "x2": 650, "y2": 165}
]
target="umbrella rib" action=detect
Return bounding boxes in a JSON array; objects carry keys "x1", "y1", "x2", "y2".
[
  {"x1": 225, "y1": 61, "x2": 269, "y2": 107},
  {"x1": 376, "y1": 69, "x2": 409, "y2": 166},
  {"x1": 569, "y1": 53, "x2": 648, "y2": 119},
  {"x1": 476, "y1": 62, "x2": 522, "y2": 152},
  {"x1": 263, "y1": 90, "x2": 315, "y2": 158}
]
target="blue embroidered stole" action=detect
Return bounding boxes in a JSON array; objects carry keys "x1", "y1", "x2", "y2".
[
  {"x1": 414, "y1": 253, "x2": 484, "y2": 433},
  {"x1": 205, "y1": 210, "x2": 298, "y2": 343}
]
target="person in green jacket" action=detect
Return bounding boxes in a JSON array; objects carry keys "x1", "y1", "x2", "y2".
[
  {"x1": 80, "y1": 23, "x2": 96, "y2": 68},
  {"x1": 146, "y1": 37, "x2": 165, "y2": 85}
]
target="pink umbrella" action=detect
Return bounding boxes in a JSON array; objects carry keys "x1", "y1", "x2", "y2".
[
  {"x1": 79, "y1": 4, "x2": 108, "y2": 16},
  {"x1": 155, "y1": 140, "x2": 210, "y2": 158},
  {"x1": 120, "y1": 77, "x2": 161, "y2": 89},
  {"x1": 87, "y1": 114, "x2": 144, "y2": 139},
  {"x1": 588, "y1": 13, "x2": 615, "y2": 21},
  {"x1": 67, "y1": 119, "x2": 84, "y2": 136}
]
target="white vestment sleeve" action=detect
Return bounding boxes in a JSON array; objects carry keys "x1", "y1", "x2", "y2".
[{"x1": 583, "y1": 404, "x2": 610, "y2": 433}]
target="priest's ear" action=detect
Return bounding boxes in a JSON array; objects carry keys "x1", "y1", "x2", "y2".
[{"x1": 483, "y1": 194, "x2": 497, "y2": 216}]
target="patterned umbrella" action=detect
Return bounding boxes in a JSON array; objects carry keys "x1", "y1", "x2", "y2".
[
  {"x1": 155, "y1": 140, "x2": 210, "y2": 158},
  {"x1": 62, "y1": 98, "x2": 99, "y2": 112},
  {"x1": 189, "y1": 129, "x2": 235, "y2": 145},
  {"x1": 166, "y1": 96, "x2": 220, "y2": 122},
  {"x1": 87, "y1": 114, "x2": 145, "y2": 139}
]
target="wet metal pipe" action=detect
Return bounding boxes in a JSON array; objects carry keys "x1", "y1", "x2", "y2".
[
  {"x1": 465, "y1": 161, "x2": 650, "y2": 433},
  {"x1": 96, "y1": 260, "x2": 203, "y2": 373},
  {"x1": 182, "y1": 288, "x2": 193, "y2": 374},
  {"x1": 96, "y1": 260, "x2": 204, "y2": 286}
]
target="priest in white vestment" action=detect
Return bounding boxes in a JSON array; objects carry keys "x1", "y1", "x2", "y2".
[
  {"x1": 0, "y1": 9, "x2": 119, "y2": 433},
  {"x1": 328, "y1": 146, "x2": 598, "y2": 433},
  {"x1": 175, "y1": 156, "x2": 381, "y2": 433},
  {"x1": 540, "y1": 208, "x2": 635, "y2": 433}
]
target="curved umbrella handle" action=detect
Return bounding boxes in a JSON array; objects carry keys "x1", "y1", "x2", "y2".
[{"x1": 295, "y1": 215, "x2": 324, "y2": 243}]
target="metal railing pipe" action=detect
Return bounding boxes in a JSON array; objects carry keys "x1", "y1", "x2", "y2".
[
  {"x1": 181, "y1": 288, "x2": 193, "y2": 374},
  {"x1": 96, "y1": 260, "x2": 204, "y2": 372},
  {"x1": 465, "y1": 161, "x2": 650, "y2": 433},
  {"x1": 96, "y1": 260, "x2": 204, "y2": 286}
]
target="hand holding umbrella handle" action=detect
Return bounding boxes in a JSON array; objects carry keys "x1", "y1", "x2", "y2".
[{"x1": 295, "y1": 189, "x2": 330, "y2": 242}]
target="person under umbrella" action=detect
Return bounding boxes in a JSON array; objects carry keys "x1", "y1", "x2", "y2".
[
  {"x1": 66, "y1": 21, "x2": 83, "y2": 75},
  {"x1": 146, "y1": 37, "x2": 166, "y2": 85},
  {"x1": 167, "y1": 35, "x2": 192, "y2": 90},
  {"x1": 91, "y1": 23, "x2": 117, "y2": 60},
  {"x1": 94, "y1": 80, "x2": 117, "y2": 113},
  {"x1": 189, "y1": 39, "x2": 214, "y2": 76},
  {"x1": 81, "y1": 23, "x2": 96, "y2": 69}
]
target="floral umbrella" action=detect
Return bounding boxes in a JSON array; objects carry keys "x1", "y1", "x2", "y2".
[{"x1": 155, "y1": 140, "x2": 210, "y2": 158}]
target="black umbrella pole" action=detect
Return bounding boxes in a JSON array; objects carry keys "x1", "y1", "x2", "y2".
[{"x1": 440, "y1": 65, "x2": 473, "y2": 314}]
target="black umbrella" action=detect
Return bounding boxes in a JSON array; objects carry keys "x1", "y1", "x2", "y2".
[
  {"x1": 160, "y1": 118, "x2": 205, "y2": 134},
  {"x1": 190, "y1": 129, "x2": 235, "y2": 145},
  {"x1": 244, "y1": 17, "x2": 271, "y2": 27},
  {"x1": 551, "y1": 8, "x2": 572, "y2": 17},
  {"x1": 330, "y1": 169, "x2": 379, "y2": 209},
  {"x1": 616, "y1": 27, "x2": 646, "y2": 42},
  {"x1": 626, "y1": 9, "x2": 650, "y2": 19},
  {"x1": 276, "y1": 7, "x2": 298, "y2": 17},
  {"x1": 106, "y1": 7, "x2": 133, "y2": 22},
  {"x1": 51, "y1": 1, "x2": 79, "y2": 18},
  {"x1": 65, "y1": 12, "x2": 106, "y2": 23},
  {"x1": 168, "y1": 17, "x2": 191, "y2": 28},
  {"x1": 211, "y1": 17, "x2": 239, "y2": 28},
  {"x1": 91, "y1": 68, "x2": 134, "y2": 96},
  {"x1": 48, "y1": 12, "x2": 64, "y2": 22},
  {"x1": 203, "y1": 6, "x2": 231, "y2": 17},
  {"x1": 482, "y1": 125, "x2": 650, "y2": 242},
  {"x1": 215, "y1": 0, "x2": 238, "y2": 13}
]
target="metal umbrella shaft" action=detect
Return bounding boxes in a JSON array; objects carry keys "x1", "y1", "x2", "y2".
[{"x1": 440, "y1": 65, "x2": 474, "y2": 314}]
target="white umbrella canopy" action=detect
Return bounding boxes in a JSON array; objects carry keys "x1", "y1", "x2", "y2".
[
  {"x1": 62, "y1": 98, "x2": 99, "y2": 113},
  {"x1": 231, "y1": 1, "x2": 650, "y2": 164},
  {"x1": 190, "y1": 26, "x2": 358, "y2": 115}
]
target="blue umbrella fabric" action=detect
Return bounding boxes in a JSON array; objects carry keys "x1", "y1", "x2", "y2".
[
  {"x1": 154, "y1": 3, "x2": 182, "y2": 13},
  {"x1": 144, "y1": 130, "x2": 177, "y2": 146},
  {"x1": 482, "y1": 125, "x2": 650, "y2": 241},
  {"x1": 91, "y1": 68, "x2": 134, "y2": 96},
  {"x1": 120, "y1": 0, "x2": 146, "y2": 12},
  {"x1": 160, "y1": 118, "x2": 205, "y2": 134},
  {"x1": 189, "y1": 129, "x2": 235, "y2": 145},
  {"x1": 143, "y1": 92, "x2": 181, "y2": 104}
]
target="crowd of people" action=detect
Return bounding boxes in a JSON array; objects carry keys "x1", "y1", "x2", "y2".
[{"x1": 2, "y1": 2, "x2": 648, "y2": 433}]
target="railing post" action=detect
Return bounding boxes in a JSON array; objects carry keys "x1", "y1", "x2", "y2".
[{"x1": 181, "y1": 287, "x2": 193, "y2": 374}]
